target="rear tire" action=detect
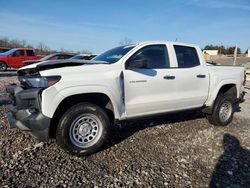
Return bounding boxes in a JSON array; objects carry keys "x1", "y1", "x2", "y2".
[
  {"x1": 206, "y1": 94, "x2": 234, "y2": 126},
  {"x1": 0, "y1": 61, "x2": 7, "y2": 71},
  {"x1": 56, "y1": 102, "x2": 110, "y2": 156}
]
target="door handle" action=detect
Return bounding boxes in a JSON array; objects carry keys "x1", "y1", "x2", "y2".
[
  {"x1": 197, "y1": 74, "x2": 206, "y2": 78},
  {"x1": 163, "y1": 75, "x2": 175, "y2": 80}
]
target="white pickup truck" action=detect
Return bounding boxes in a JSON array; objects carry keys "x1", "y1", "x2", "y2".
[{"x1": 6, "y1": 41, "x2": 246, "y2": 155}]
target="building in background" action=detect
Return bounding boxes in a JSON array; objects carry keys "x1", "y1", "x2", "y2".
[
  {"x1": 203, "y1": 50, "x2": 218, "y2": 56},
  {"x1": 247, "y1": 49, "x2": 250, "y2": 57}
]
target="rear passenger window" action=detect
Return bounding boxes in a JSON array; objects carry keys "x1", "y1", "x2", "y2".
[
  {"x1": 58, "y1": 55, "x2": 72, "y2": 59},
  {"x1": 174, "y1": 45, "x2": 200, "y2": 68},
  {"x1": 57, "y1": 55, "x2": 64, "y2": 59},
  {"x1": 50, "y1": 55, "x2": 60, "y2": 60},
  {"x1": 26, "y1": 50, "x2": 35, "y2": 56},
  {"x1": 63, "y1": 55, "x2": 74, "y2": 59}
]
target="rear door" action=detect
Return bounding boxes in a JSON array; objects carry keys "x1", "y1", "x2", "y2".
[
  {"x1": 26, "y1": 49, "x2": 36, "y2": 61},
  {"x1": 170, "y1": 45, "x2": 210, "y2": 108}
]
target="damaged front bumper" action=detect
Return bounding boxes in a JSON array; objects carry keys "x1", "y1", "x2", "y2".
[{"x1": 6, "y1": 84, "x2": 51, "y2": 142}]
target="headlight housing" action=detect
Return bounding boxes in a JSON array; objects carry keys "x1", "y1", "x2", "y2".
[{"x1": 19, "y1": 76, "x2": 61, "y2": 88}]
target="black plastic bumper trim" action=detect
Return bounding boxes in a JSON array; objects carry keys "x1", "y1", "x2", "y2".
[
  {"x1": 6, "y1": 83, "x2": 51, "y2": 142},
  {"x1": 7, "y1": 106, "x2": 51, "y2": 142}
]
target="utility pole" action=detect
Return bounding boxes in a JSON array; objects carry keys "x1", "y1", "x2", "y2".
[
  {"x1": 219, "y1": 42, "x2": 222, "y2": 55},
  {"x1": 233, "y1": 45, "x2": 237, "y2": 66}
]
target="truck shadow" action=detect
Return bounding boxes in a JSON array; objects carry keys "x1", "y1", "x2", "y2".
[
  {"x1": 209, "y1": 134, "x2": 250, "y2": 187},
  {"x1": 106, "y1": 109, "x2": 204, "y2": 149},
  {"x1": 234, "y1": 103, "x2": 242, "y2": 112},
  {"x1": 0, "y1": 98, "x2": 12, "y2": 106}
]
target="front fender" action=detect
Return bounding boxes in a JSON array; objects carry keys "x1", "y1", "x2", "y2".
[{"x1": 41, "y1": 85, "x2": 122, "y2": 119}]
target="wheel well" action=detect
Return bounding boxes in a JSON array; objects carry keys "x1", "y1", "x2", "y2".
[
  {"x1": 0, "y1": 61, "x2": 7, "y2": 66},
  {"x1": 49, "y1": 93, "x2": 115, "y2": 138},
  {"x1": 217, "y1": 84, "x2": 237, "y2": 100},
  {"x1": 202, "y1": 84, "x2": 237, "y2": 114}
]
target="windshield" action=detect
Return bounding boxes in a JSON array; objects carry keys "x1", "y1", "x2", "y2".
[
  {"x1": 0, "y1": 49, "x2": 16, "y2": 56},
  {"x1": 93, "y1": 45, "x2": 136, "y2": 64}
]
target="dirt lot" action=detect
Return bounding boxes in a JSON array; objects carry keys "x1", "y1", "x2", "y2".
[
  {"x1": 210, "y1": 56, "x2": 250, "y2": 66},
  {"x1": 0, "y1": 71, "x2": 250, "y2": 187}
]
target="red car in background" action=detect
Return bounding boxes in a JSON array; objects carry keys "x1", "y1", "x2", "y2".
[{"x1": 0, "y1": 48, "x2": 42, "y2": 71}]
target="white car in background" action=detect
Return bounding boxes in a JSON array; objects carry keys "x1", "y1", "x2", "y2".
[{"x1": 71, "y1": 54, "x2": 98, "y2": 60}]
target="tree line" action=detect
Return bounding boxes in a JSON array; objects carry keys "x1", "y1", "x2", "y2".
[
  {"x1": 203, "y1": 45, "x2": 243, "y2": 55},
  {"x1": 0, "y1": 36, "x2": 246, "y2": 55},
  {"x1": 0, "y1": 37, "x2": 90, "y2": 55}
]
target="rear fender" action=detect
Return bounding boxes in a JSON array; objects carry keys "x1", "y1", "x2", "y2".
[{"x1": 205, "y1": 79, "x2": 238, "y2": 107}]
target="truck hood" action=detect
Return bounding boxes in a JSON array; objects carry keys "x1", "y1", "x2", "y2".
[{"x1": 18, "y1": 59, "x2": 109, "y2": 76}]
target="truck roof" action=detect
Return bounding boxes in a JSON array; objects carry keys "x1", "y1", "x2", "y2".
[
  {"x1": 138, "y1": 41, "x2": 199, "y2": 48},
  {"x1": 14, "y1": 48, "x2": 35, "y2": 50}
]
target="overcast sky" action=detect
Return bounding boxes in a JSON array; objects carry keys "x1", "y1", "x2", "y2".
[{"x1": 0, "y1": 0, "x2": 249, "y2": 53}]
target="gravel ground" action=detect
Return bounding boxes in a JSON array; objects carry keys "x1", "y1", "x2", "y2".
[{"x1": 1, "y1": 71, "x2": 250, "y2": 187}]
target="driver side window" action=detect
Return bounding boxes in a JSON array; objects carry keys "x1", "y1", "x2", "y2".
[
  {"x1": 13, "y1": 50, "x2": 25, "y2": 57},
  {"x1": 126, "y1": 45, "x2": 170, "y2": 69}
]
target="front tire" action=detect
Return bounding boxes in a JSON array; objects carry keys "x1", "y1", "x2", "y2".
[
  {"x1": 56, "y1": 102, "x2": 110, "y2": 156},
  {"x1": 0, "y1": 61, "x2": 7, "y2": 71},
  {"x1": 206, "y1": 94, "x2": 234, "y2": 126}
]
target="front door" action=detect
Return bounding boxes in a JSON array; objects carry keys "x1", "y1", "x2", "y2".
[
  {"x1": 8, "y1": 49, "x2": 25, "y2": 68},
  {"x1": 123, "y1": 44, "x2": 177, "y2": 117}
]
